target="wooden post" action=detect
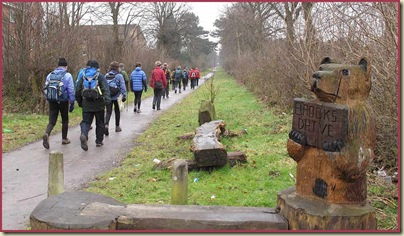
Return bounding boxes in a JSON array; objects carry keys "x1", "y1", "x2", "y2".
[
  {"x1": 171, "y1": 159, "x2": 188, "y2": 205},
  {"x1": 48, "y1": 151, "x2": 64, "y2": 197}
]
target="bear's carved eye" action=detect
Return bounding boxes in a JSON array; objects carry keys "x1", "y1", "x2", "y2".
[
  {"x1": 319, "y1": 66, "x2": 323, "y2": 71},
  {"x1": 341, "y1": 69, "x2": 350, "y2": 76}
]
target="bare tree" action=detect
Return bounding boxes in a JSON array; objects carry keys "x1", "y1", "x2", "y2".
[{"x1": 143, "y1": 2, "x2": 188, "y2": 57}]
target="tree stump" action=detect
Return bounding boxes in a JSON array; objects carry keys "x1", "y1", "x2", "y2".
[
  {"x1": 198, "y1": 100, "x2": 216, "y2": 126},
  {"x1": 277, "y1": 187, "x2": 377, "y2": 230},
  {"x1": 192, "y1": 120, "x2": 227, "y2": 167}
]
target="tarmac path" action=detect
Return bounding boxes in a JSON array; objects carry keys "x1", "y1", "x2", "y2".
[{"x1": 2, "y1": 73, "x2": 213, "y2": 230}]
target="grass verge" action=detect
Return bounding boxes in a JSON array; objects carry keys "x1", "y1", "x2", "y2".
[{"x1": 85, "y1": 69, "x2": 297, "y2": 207}]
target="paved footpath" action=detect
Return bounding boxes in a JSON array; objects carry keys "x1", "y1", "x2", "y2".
[{"x1": 2, "y1": 74, "x2": 212, "y2": 230}]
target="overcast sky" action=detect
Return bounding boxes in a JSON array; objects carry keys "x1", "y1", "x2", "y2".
[{"x1": 189, "y1": 2, "x2": 230, "y2": 42}]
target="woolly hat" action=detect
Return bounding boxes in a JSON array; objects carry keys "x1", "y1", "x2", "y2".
[
  {"x1": 155, "y1": 61, "x2": 162, "y2": 66},
  {"x1": 58, "y1": 58, "x2": 68, "y2": 67},
  {"x1": 90, "y1": 60, "x2": 100, "y2": 69}
]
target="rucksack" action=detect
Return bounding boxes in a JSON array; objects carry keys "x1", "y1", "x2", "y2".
[
  {"x1": 183, "y1": 71, "x2": 188, "y2": 79},
  {"x1": 81, "y1": 72, "x2": 100, "y2": 101},
  {"x1": 190, "y1": 71, "x2": 197, "y2": 79},
  {"x1": 175, "y1": 69, "x2": 182, "y2": 79},
  {"x1": 105, "y1": 73, "x2": 120, "y2": 96},
  {"x1": 44, "y1": 71, "x2": 68, "y2": 102}
]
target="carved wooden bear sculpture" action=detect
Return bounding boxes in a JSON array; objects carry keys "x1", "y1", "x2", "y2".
[{"x1": 287, "y1": 57, "x2": 376, "y2": 204}]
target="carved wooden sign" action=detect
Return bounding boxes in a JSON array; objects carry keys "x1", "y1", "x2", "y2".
[{"x1": 292, "y1": 98, "x2": 348, "y2": 148}]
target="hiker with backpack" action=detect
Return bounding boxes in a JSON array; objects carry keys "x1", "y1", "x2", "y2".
[
  {"x1": 150, "y1": 61, "x2": 167, "y2": 111},
  {"x1": 130, "y1": 62, "x2": 147, "y2": 113},
  {"x1": 189, "y1": 67, "x2": 198, "y2": 89},
  {"x1": 162, "y1": 62, "x2": 170, "y2": 99},
  {"x1": 42, "y1": 57, "x2": 75, "y2": 149},
  {"x1": 104, "y1": 61, "x2": 127, "y2": 135},
  {"x1": 173, "y1": 66, "x2": 183, "y2": 94},
  {"x1": 75, "y1": 60, "x2": 111, "y2": 151},
  {"x1": 182, "y1": 68, "x2": 189, "y2": 91}
]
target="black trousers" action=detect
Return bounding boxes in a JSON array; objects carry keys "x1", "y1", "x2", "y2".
[
  {"x1": 80, "y1": 110, "x2": 105, "y2": 144},
  {"x1": 190, "y1": 79, "x2": 197, "y2": 89},
  {"x1": 105, "y1": 100, "x2": 120, "y2": 127},
  {"x1": 45, "y1": 101, "x2": 69, "y2": 139},
  {"x1": 174, "y1": 80, "x2": 182, "y2": 92},
  {"x1": 182, "y1": 78, "x2": 188, "y2": 90},
  {"x1": 134, "y1": 91, "x2": 143, "y2": 109},
  {"x1": 162, "y1": 86, "x2": 169, "y2": 98},
  {"x1": 152, "y1": 88, "x2": 162, "y2": 109}
]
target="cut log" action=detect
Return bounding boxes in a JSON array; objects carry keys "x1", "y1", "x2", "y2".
[
  {"x1": 227, "y1": 151, "x2": 247, "y2": 167},
  {"x1": 153, "y1": 158, "x2": 199, "y2": 171},
  {"x1": 153, "y1": 154, "x2": 246, "y2": 171},
  {"x1": 192, "y1": 120, "x2": 227, "y2": 167},
  {"x1": 198, "y1": 100, "x2": 216, "y2": 126}
]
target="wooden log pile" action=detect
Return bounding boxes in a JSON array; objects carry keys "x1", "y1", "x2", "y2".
[{"x1": 157, "y1": 120, "x2": 248, "y2": 171}]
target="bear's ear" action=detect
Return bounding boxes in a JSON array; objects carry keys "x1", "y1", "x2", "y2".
[
  {"x1": 359, "y1": 57, "x2": 371, "y2": 75},
  {"x1": 320, "y1": 57, "x2": 332, "y2": 64}
]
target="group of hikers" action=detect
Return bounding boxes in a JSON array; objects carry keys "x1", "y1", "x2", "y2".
[{"x1": 42, "y1": 58, "x2": 201, "y2": 151}]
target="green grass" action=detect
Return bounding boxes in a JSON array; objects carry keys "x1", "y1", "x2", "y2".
[{"x1": 85, "y1": 69, "x2": 297, "y2": 207}]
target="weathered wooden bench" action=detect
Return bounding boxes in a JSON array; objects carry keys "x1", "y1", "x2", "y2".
[{"x1": 30, "y1": 191, "x2": 288, "y2": 230}]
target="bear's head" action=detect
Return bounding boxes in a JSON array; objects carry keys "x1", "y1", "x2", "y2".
[{"x1": 311, "y1": 57, "x2": 371, "y2": 104}]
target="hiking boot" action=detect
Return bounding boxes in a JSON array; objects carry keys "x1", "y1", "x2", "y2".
[
  {"x1": 104, "y1": 125, "x2": 109, "y2": 136},
  {"x1": 115, "y1": 126, "x2": 122, "y2": 132},
  {"x1": 62, "y1": 138, "x2": 71, "y2": 145},
  {"x1": 134, "y1": 107, "x2": 137, "y2": 113},
  {"x1": 137, "y1": 109, "x2": 141, "y2": 113},
  {"x1": 80, "y1": 134, "x2": 88, "y2": 151},
  {"x1": 152, "y1": 104, "x2": 155, "y2": 110},
  {"x1": 96, "y1": 142, "x2": 104, "y2": 147},
  {"x1": 166, "y1": 95, "x2": 169, "y2": 99},
  {"x1": 157, "y1": 107, "x2": 161, "y2": 111},
  {"x1": 42, "y1": 133, "x2": 50, "y2": 149}
]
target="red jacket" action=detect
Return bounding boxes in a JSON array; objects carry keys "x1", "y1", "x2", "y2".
[{"x1": 150, "y1": 66, "x2": 167, "y2": 89}]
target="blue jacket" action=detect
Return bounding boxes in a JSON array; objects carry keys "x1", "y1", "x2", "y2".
[
  {"x1": 130, "y1": 67, "x2": 147, "y2": 92},
  {"x1": 45, "y1": 67, "x2": 75, "y2": 104},
  {"x1": 105, "y1": 70, "x2": 127, "y2": 101}
]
